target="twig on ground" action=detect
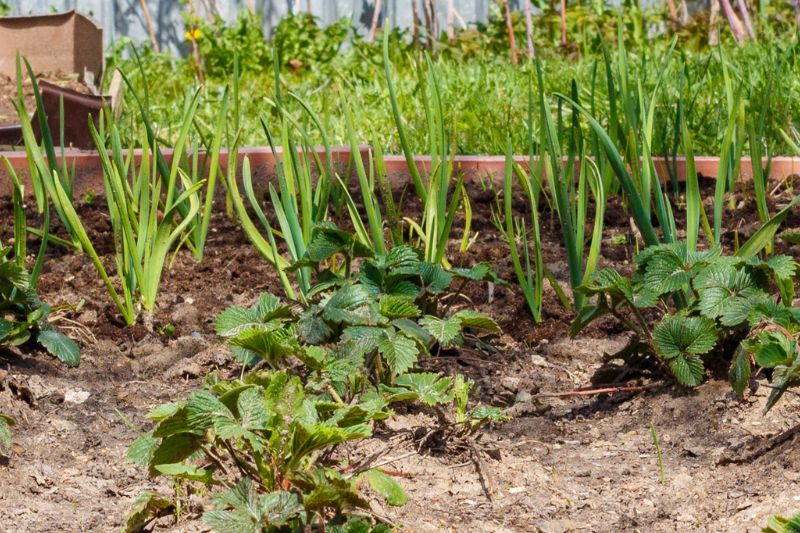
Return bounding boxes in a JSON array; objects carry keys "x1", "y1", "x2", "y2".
[
  {"x1": 469, "y1": 443, "x2": 496, "y2": 502},
  {"x1": 533, "y1": 383, "x2": 660, "y2": 399},
  {"x1": 368, "y1": 451, "x2": 417, "y2": 472}
]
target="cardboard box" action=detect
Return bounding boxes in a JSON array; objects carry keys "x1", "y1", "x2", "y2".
[{"x1": 0, "y1": 10, "x2": 103, "y2": 83}]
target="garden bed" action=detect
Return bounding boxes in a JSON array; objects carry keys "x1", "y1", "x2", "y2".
[{"x1": 1, "y1": 176, "x2": 799, "y2": 532}]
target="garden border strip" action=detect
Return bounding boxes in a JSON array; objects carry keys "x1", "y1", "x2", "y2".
[{"x1": 1, "y1": 146, "x2": 799, "y2": 197}]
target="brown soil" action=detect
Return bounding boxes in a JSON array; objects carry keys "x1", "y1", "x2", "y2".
[{"x1": 0, "y1": 179, "x2": 799, "y2": 532}]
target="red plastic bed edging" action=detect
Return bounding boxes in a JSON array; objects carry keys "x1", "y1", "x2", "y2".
[{"x1": 1, "y1": 146, "x2": 799, "y2": 197}]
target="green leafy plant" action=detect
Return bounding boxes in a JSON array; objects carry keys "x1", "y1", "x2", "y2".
[
  {"x1": 227, "y1": 54, "x2": 339, "y2": 301},
  {"x1": 573, "y1": 242, "x2": 798, "y2": 403},
  {"x1": 0, "y1": 257, "x2": 79, "y2": 367},
  {"x1": 13, "y1": 55, "x2": 82, "y2": 253},
  {"x1": 86, "y1": 103, "x2": 204, "y2": 324},
  {"x1": 0, "y1": 155, "x2": 79, "y2": 453},
  {"x1": 128, "y1": 369, "x2": 402, "y2": 531},
  {"x1": 0, "y1": 160, "x2": 79, "y2": 367},
  {"x1": 383, "y1": 29, "x2": 469, "y2": 265},
  {"x1": 215, "y1": 224, "x2": 504, "y2": 389},
  {"x1": 129, "y1": 239, "x2": 506, "y2": 529}
]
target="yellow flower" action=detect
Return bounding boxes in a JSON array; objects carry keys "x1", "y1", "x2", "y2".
[{"x1": 185, "y1": 27, "x2": 202, "y2": 40}]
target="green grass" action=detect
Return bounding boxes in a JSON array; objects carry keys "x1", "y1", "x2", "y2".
[{"x1": 106, "y1": 15, "x2": 800, "y2": 158}]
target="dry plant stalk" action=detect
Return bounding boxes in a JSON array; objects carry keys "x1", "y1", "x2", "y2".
[
  {"x1": 446, "y1": 0, "x2": 455, "y2": 41},
  {"x1": 665, "y1": 0, "x2": 678, "y2": 29},
  {"x1": 719, "y1": 0, "x2": 747, "y2": 44},
  {"x1": 524, "y1": 0, "x2": 535, "y2": 58},
  {"x1": 368, "y1": 0, "x2": 383, "y2": 42},
  {"x1": 709, "y1": 0, "x2": 721, "y2": 45},
  {"x1": 139, "y1": 0, "x2": 159, "y2": 52},
  {"x1": 504, "y1": 0, "x2": 518, "y2": 64}
]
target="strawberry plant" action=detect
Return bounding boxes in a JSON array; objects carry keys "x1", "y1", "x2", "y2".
[
  {"x1": 128, "y1": 366, "x2": 504, "y2": 531},
  {"x1": 128, "y1": 224, "x2": 507, "y2": 530},
  {"x1": 215, "y1": 223, "x2": 504, "y2": 389},
  {"x1": 0, "y1": 257, "x2": 79, "y2": 367},
  {"x1": 0, "y1": 162, "x2": 79, "y2": 368},
  {"x1": 128, "y1": 369, "x2": 402, "y2": 531},
  {"x1": 573, "y1": 242, "x2": 799, "y2": 409}
]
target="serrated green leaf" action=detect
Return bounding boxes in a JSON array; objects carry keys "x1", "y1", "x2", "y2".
[
  {"x1": 643, "y1": 249, "x2": 693, "y2": 294},
  {"x1": 146, "y1": 402, "x2": 185, "y2": 421},
  {"x1": 186, "y1": 391, "x2": 234, "y2": 430},
  {"x1": 752, "y1": 332, "x2": 795, "y2": 368},
  {"x1": 213, "y1": 417, "x2": 266, "y2": 452},
  {"x1": 385, "y1": 279, "x2": 421, "y2": 298},
  {"x1": 203, "y1": 509, "x2": 259, "y2": 533},
  {"x1": 395, "y1": 372, "x2": 454, "y2": 406},
  {"x1": 323, "y1": 284, "x2": 380, "y2": 325},
  {"x1": 127, "y1": 431, "x2": 159, "y2": 467},
  {"x1": 668, "y1": 353, "x2": 706, "y2": 387},
  {"x1": 125, "y1": 492, "x2": 175, "y2": 533},
  {"x1": 379, "y1": 295, "x2": 420, "y2": 319},
  {"x1": 155, "y1": 463, "x2": 215, "y2": 483},
  {"x1": 298, "y1": 306, "x2": 333, "y2": 344},
  {"x1": 360, "y1": 469, "x2": 407, "y2": 506},
  {"x1": 253, "y1": 293, "x2": 294, "y2": 321},
  {"x1": 453, "y1": 309, "x2": 500, "y2": 332},
  {"x1": 469, "y1": 405, "x2": 511, "y2": 424},
  {"x1": 306, "y1": 223, "x2": 353, "y2": 262},
  {"x1": 653, "y1": 316, "x2": 716, "y2": 386},
  {"x1": 577, "y1": 268, "x2": 633, "y2": 300},
  {"x1": 381, "y1": 245, "x2": 421, "y2": 272},
  {"x1": 392, "y1": 317, "x2": 433, "y2": 345},
  {"x1": 289, "y1": 423, "x2": 371, "y2": 465},
  {"x1": 236, "y1": 387, "x2": 269, "y2": 430},
  {"x1": 228, "y1": 327, "x2": 298, "y2": 365},
  {"x1": 696, "y1": 266, "x2": 764, "y2": 326},
  {"x1": 419, "y1": 262, "x2": 453, "y2": 294},
  {"x1": 0, "y1": 262, "x2": 30, "y2": 292},
  {"x1": 653, "y1": 316, "x2": 718, "y2": 359},
  {"x1": 377, "y1": 330, "x2": 418, "y2": 374},
  {"x1": 766, "y1": 255, "x2": 798, "y2": 281},
  {"x1": 215, "y1": 306, "x2": 260, "y2": 337},
  {"x1": 256, "y1": 491, "x2": 304, "y2": 526},
  {"x1": 729, "y1": 346, "x2": 751, "y2": 397},
  {"x1": 340, "y1": 326, "x2": 384, "y2": 353},
  {"x1": 419, "y1": 315, "x2": 462, "y2": 347},
  {"x1": 150, "y1": 433, "x2": 202, "y2": 473},
  {"x1": 450, "y1": 262, "x2": 510, "y2": 286},
  {"x1": 37, "y1": 329, "x2": 79, "y2": 367}
]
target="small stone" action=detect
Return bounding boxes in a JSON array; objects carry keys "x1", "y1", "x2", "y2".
[
  {"x1": 535, "y1": 519, "x2": 573, "y2": 533},
  {"x1": 515, "y1": 390, "x2": 532, "y2": 404},
  {"x1": 500, "y1": 376, "x2": 520, "y2": 391},
  {"x1": 64, "y1": 390, "x2": 91, "y2": 404},
  {"x1": 77, "y1": 310, "x2": 98, "y2": 326}
]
